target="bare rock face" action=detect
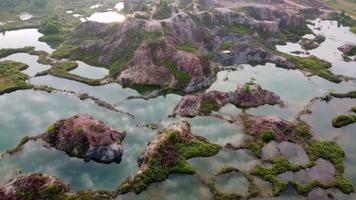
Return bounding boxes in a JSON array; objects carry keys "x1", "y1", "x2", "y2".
[
  {"x1": 173, "y1": 84, "x2": 283, "y2": 117},
  {"x1": 1, "y1": 173, "x2": 69, "y2": 200},
  {"x1": 338, "y1": 44, "x2": 355, "y2": 55},
  {"x1": 43, "y1": 114, "x2": 126, "y2": 164}
]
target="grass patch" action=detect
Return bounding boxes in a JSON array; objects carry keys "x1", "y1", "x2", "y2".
[
  {"x1": 0, "y1": 46, "x2": 35, "y2": 59},
  {"x1": 118, "y1": 129, "x2": 221, "y2": 194},
  {"x1": 0, "y1": 60, "x2": 32, "y2": 94},
  {"x1": 225, "y1": 24, "x2": 253, "y2": 34},
  {"x1": 161, "y1": 58, "x2": 191, "y2": 88},
  {"x1": 332, "y1": 115, "x2": 356, "y2": 128},
  {"x1": 200, "y1": 97, "x2": 219, "y2": 114},
  {"x1": 176, "y1": 43, "x2": 198, "y2": 52}
]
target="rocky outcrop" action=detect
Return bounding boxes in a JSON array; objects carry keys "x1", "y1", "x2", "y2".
[
  {"x1": 218, "y1": 42, "x2": 295, "y2": 68},
  {"x1": 243, "y1": 115, "x2": 310, "y2": 142},
  {"x1": 1, "y1": 173, "x2": 69, "y2": 200},
  {"x1": 118, "y1": 121, "x2": 221, "y2": 194},
  {"x1": 173, "y1": 84, "x2": 283, "y2": 117},
  {"x1": 54, "y1": 0, "x2": 323, "y2": 93},
  {"x1": 43, "y1": 114, "x2": 126, "y2": 164},
  {"x1": 338, "y1": 44, "x2": 356, "y2": 56},
  {"x1": 137, "y1": 121, "x2": 194, "y2": 170}
]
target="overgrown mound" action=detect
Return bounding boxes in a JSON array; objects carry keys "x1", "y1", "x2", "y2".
[
  {"x1": 117, "y1": 121, "x2": 221, "y2": 194},
  {"x1": 43, "y1": 114, "x2": 126, "y2": 164},
  {"x1": 0, "y1": 60, "x2": 32, "y2": 95}
]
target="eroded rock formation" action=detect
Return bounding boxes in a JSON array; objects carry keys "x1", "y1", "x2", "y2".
[
  {"x1": 173, "y1": 84, "x2": 283, "y2": 117},
  {"x1": 0, "y1": 173, "x2": 69, "y2": 200},
  {"x1": 43, "y1": 114, "x2": 126, "y2": 164}
]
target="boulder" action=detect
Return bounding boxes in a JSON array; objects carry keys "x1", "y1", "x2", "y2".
[{"x1": 43, "y1": 114, "x2": 126, "y2": 164}]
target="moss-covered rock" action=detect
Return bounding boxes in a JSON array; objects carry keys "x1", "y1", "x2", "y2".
[
  {"x1": 0, "y1": 60, "x2": 33, "y2": 94},
  {"x1": 43, "y1": 114, "x2": 126, "y2": 164},
  {"x1": 116, "y1": 121, "x2": 221, "y2": 194},
  {"x1": 332, "y1": 115, "x2": 356, "y2": 128}
]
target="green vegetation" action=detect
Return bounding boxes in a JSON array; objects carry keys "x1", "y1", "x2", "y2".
[
  {"x1": 219, "y1": 42, "x2": 233, "y2": 50},
  {"x1": 299, "y1": 38, "x2": 319, "y2": 50},
  {"x1": 260, "y1": 129, "x2": 276, "y2": 143},
  {"x1": 200, "y1": 97, "x2": 220, "y2": 114},
  {"x1": 278, "y1": 25, "x2": 312, "y2": 42},
  {"x1": 345, "y1": 46, "x2": 356, "y2": 56},
  {"x1": 0, "y1": 46, "x2": 35, "y2": 59},
  {"x1": 0, "y1": 60, "x2": 32, "y2": 94},
  {"x1": 38, "y1": 16, "x2": 65, "y2": 47},
  {"x1": 251, "y1": 156, "x2": 299, "y2": 195},
  {"x1": 225, "y1": 24, "x2": 253, "y2": 35},
  {"x1": 117, "y1": 129, "x2": 221, "y2": 194},
  {"x1": 328, "y1": 11, "x2": 356, "y2": 33},
  {"x1": 332, "y1": 115, "x2": 356, "y2": 128},
  {"x1": 283, "y1": 55, "x2": 342, "y2": 83},
  {"x1": 208, "y1": 168, "x2": 258, "y2": 199},
  {"x1": 38, "y1": 61, "x2": 104, "y2": 86},
  {"x1": 176, "y1": 43, "x2": 198, "y2": 52},
  {"x1": 330, "y1": 91, "x2": 356, "y2": 98},
  {"x1": 153, "y1": 0, "x2": 172, "y2": 20},
  {"x1": 161, "y1": 58, "x2": 191, "y2": 88},
  {"x1": 6, "y1": 136, "x2": 30, "y2": 155}
]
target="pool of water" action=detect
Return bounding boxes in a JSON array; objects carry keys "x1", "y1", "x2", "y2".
[
  {"x1": 69, "y1": 61, "x2": 109, "y2": 79},
  {"x1": 0, "y1": 12, "x2": 355, "y2": 199},
  {"x1": 215, "y1": 171, "x2": 249, "y2": 196},
  {"x1": 86, "y1": 11, "x2": 125, "y2": 23},
  {"x1": 0, "y1": 53, "x2": 51, "y2": 76},
  {"x1": 209, "y1": 63, "x2": 356, "y2": 121},
  {"x1": 189, "y1": 148, "x2": 260, "y2": 178},
  {"x1": 276, "y1": 19, "x2": 356, "y2": 77},
  {"x1": 301, "y1": 97, "x2": 356, "y2": 186},
  {"x1": 118, "y1": 175, "x2": 213, "y2": 200},
  {"x1": 0, "y1": 29, "x2": 53, "y2": 53}
]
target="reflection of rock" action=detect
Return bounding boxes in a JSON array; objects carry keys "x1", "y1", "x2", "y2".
[
  {"x1": 173, "y1": 84, "x2": 283, "y2": 117},
  {"x1": 277, "y1": 159, "x2": 335, "y2": 184},
  {"x1": 1, "y1": 173, "x2": 69, "y2": 200},
  {"x1": 43, "y1": 114, "x2": 126, "y2": 164},
  {"x1": 262, "y1": 141, "x2": 309, "y2": 166}
]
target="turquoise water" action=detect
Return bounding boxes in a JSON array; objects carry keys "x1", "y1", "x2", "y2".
[{"x1": 0, "y1": 19, "x2": 356, "y2": 199}]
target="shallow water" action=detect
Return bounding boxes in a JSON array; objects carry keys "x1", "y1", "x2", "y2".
[
  {"x1": 69, "y1": 61, "x2": 109, "y2": 79},
  {"x1": 0, "y1": 53, "x2": 51, "y2": 76},
  {"x1": 189, "y1": 148, "x2": 260, "y2": 178},
  {"x1": 215, "y1": 171, "x2": 249, "y2": 196},
  {"x1": 301, "y1": 98, "x2": 356, "y2": 186},
  {"x1": 87, "y1": 11, "x2": 125, "y2": 23},
  {"x1": 0, "y1": 13, "x2": 355, "y2": 200},
  {"x1": 276, "y1": 19, "x2": 356, "y2": 77},
  {"x1": 118, "y1": 175, "x2": 213, "y2": 200},
  {"x1": 209, "y1": 63, "x2": 356, "y2": 120},
  {"x1": 0, "y1": 29, "x2": 53, "y2": 53}
]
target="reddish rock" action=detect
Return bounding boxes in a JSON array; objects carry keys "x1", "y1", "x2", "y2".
[
  {"x1": 1, "y1": 173, "x2": 69, "y2": 200},
  {"x1": 173, "y1": 84, "x2": 283, "y2": 117},
  {"x1": 43, "y1": 114, "x2": 126, "y2": 164}
]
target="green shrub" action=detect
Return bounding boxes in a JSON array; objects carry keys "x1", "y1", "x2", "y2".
[
  {"x1": 260, "y1": 129, "x2": 276, "y2": 142},
  {"x1": 199, "y1": 97, "x2": 219, "y2": 114}
]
